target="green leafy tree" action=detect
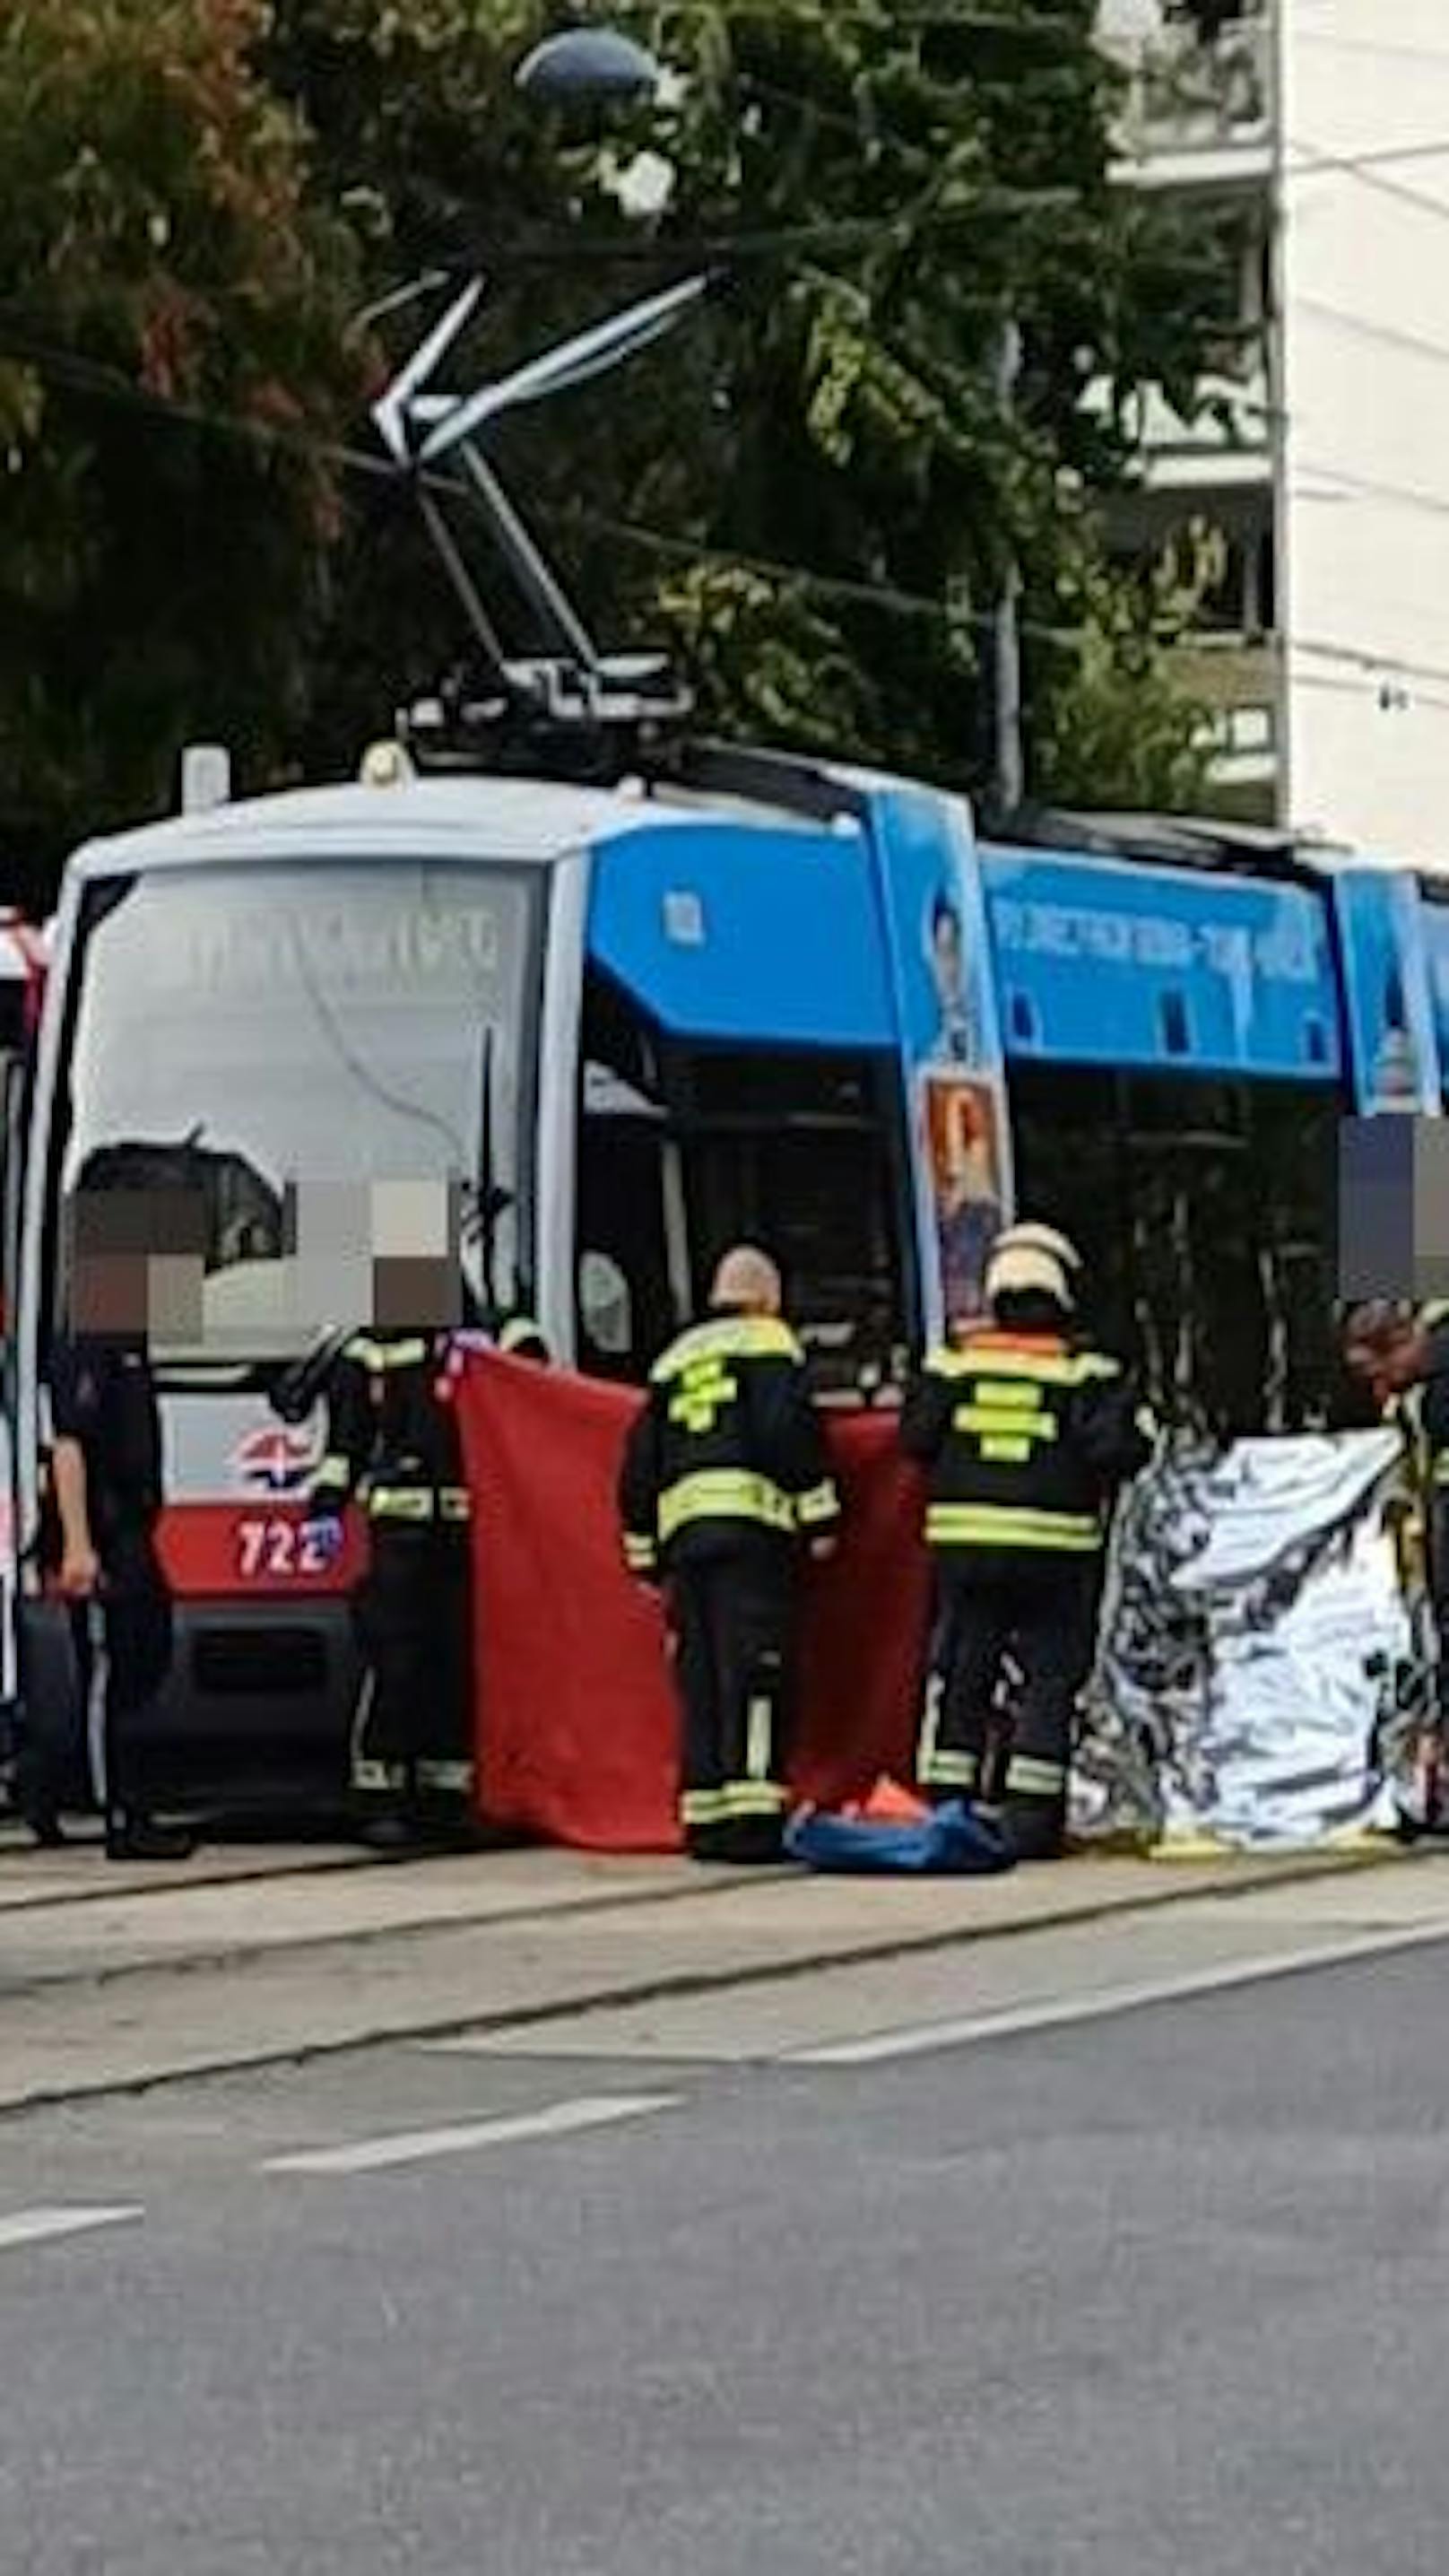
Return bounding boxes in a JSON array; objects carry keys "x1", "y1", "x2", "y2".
[
  {"x1": 0, "y1": 0, "x2": 1224, "y2": 878},
  {"x1": 0, "y1": 0, "x2": 361, "y2": 883},
  {"x1": 1029, "y1": 529, "x2": 1217, "y2": 813},
  {"x1": 271, "y1": 0, "x2": 1221, "y2": 805}
]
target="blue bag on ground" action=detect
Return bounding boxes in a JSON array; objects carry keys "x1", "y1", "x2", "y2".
[{"x1": 785, "y1": 1798, "x2": 1016, "y2": 1875}]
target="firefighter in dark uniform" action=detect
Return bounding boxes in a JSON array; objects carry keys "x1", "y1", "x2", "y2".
[
  {"x1": 309, "y1": 1329, "x2": 476, "y2": 1849},
  {"x1": 46, "y1": 1335, "x2": 194, "y2": 1860},
  {"x1": 619, "y1": 1247, "x2": 840, "y2": 1862},
  {"x1": 900, "y1": 1233, "x2": 1151, "y2": 1861},
  {"x1": 308, "y1": 1309, "x2": 551, "y2": 1849}
]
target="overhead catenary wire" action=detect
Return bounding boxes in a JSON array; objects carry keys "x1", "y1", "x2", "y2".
[{"x1": 5, "y1": 309, "x2": 1449, "y2": 701}]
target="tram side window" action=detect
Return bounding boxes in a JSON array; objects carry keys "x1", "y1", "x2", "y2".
[
  {"x1": 1010, "y1": 1066, "x2": 1341, "y2": 1433},
  {"x1": 1006, "y1": 1070, "x2": 1134, "y2": 1358},
  {"x1": 674, "y1": 1048, "x2": 910, "y2": 1394},
  {"x1": 577, "y1": 968, "x2": 912, "y2": 1389}
]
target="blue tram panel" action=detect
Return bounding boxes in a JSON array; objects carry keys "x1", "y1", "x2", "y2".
[
  {"x1": 979, "y1": 848, "x2": 1341, "y2": 1085},
  {"x1": 586, "y1": 817, "x2": 896, "y2": 1048}
]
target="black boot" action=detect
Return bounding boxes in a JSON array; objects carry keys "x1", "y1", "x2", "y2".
[
  {"x1": 358, "y1": 1811, "x2": 429, "y2": 1854},
  {"x1": 1002, "y1": 1796, "x2": 1066, "y2": 1863},
  {"x1": 105, "y1": 1812, "x2": 195, "y2": 1862}
]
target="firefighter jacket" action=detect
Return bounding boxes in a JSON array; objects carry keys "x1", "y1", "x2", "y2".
[
  {"x1": 898, "y1": 1326, "x2": 1151, "y2": 1561},
  {"x1": 618, "y1": 1312, "x2": 840, "y2": 1580},
  {"x1": 310, "y1": 1332, "x2": 470, "y2": 1529}
]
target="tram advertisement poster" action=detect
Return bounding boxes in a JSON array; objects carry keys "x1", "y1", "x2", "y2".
[
  {"x1": 1330, "y1": 870, "x2": 1440, "y2": 1114},
  {"x1": 869, "y1": 788, "x2": 1014, "y2": 1339},
  {"x1": 920, "y1": 1071, "x2": 1009, "y2": 1331}
]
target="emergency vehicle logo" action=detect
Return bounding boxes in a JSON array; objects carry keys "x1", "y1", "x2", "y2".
[{"x1": 230, "y1": 1424, "x2": 320, "y2": 1494}]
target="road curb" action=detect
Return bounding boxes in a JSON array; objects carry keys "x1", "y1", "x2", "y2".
[{"x1": 0, "y1": 1838, "x2": 1428, "y2": 2118}]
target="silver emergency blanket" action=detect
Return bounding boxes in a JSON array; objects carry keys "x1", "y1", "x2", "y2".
[{"x1": 1074, "y1": 1430, "x2": 1434, "y2": 1851}]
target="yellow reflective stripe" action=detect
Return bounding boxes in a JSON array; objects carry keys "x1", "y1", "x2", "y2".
[
  {"x1": 919, "y1": 1746, "x2": 978, "y2": 1788},
  {"x1": 498, "y1": 1316, "x2": 548, "y2": 1355},
  {"x1": 668, "y1": 1361, "x2": 739, "y2": 1435},
  {"x1": 931, "y1": 1347, "x2": 1119, "y2": 1389},
  {"x1": 352, "y1": 1757, "x2": 406, "y2": 1792},
  {"x1": 916, "y1": 1671, "x2": 943, "y2": 1782},
  {"x1": 1005, "y1": 1754, "x2": 1068, "y2": 1797},
  {"x1": 681, "y1": 1787, "x2": 729, "y2": 1823},
  {"x1": 348, "y1": 1336, "x2": 429, "y2": 1371},
  {"x1": 681, "y1": 1782, "x2": 789, "y2": 1823},
  {"x1": 926, "y1": 1502, "x2": 1101, "y2": 1552},
  {"x1": 368, "y1": 1487, "x2": 434, "y2": 1521},
  {"x1": 716, "y1": 1780, "x2": 789, "y2": 1816},
  {"x1": 1135, "y1": 1406, "x2": 1157, "y2": 1440},
  {"x1": 651, "y1": 1316, "x2": 802, "y2": 1382},
  {"x1": 439, "y1": 1487, "x2": 471, "y2": 1521},
  {"x1": 746, "y1": 1695, "x2": 773, "y2": 1783},
  {"x1": 415, "y1": 1759, "x2": 473, "y2": 1792},
  {"x1": 956, "y1": 1403, "x2": 1056, "y2": 1441},
  {"x1": 623, "y1": 1533, "x2": 658, "y2": 1570},
  {"x1": 658, "y1": 1470, "x2": 795, "y2": 1542},
  {"x1": 317, "y1": 1453, "x2": 352, "y2": 1487},
  {"x1": 794, "y1": 1479, "x2": 840, "y2": 1527}
]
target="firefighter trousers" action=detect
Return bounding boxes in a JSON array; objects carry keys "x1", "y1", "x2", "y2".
[
  {"x1": 917, "y1": 1560, "x2": 1098, "y2": 1859},
  {"x1": 351, "y1": 1520, "x2": 474, "y2": 1822},
  {"x1": 666, "y1": 1551, "x2": 795, "y2": 1862}
]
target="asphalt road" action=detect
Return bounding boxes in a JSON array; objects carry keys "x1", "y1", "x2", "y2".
[{"x1": 3, "y1": 1933, "x2": 1449, "y2": 2576}]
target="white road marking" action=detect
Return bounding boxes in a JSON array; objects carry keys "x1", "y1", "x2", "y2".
[
  {"x1": 788, "y1": 1915, "x2": 1449, "y2": 2065},
  {"x1": 0, "y1": 2206, "x2": 143, "y2": 2253},
  {"x1": 262, "y1": 2093, "x2": 680, "y2": 2176}
]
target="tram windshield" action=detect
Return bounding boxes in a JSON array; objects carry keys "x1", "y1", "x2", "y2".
[{"x1": 50, "y1": 859, "x2": 541, "y2": 1357}]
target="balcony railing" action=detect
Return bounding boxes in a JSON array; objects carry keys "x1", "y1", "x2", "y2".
[
  {"x1": 1114, "y1": 12, "x2": 1272, "y2": 169},
  {"x1": 1087, "y1": 353, "x2": 1273, "y2": 487},
  {"x1": 1174, "y1": 635, "x2": 1279, "y2": 789}
]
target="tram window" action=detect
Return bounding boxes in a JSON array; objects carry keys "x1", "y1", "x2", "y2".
[
  {"x1": 1010, "y1": 1066, "x2": 1341, "y2": 1432},
  {"x1": 1007, "y1": 1068, "x2": 1133, "y2": 1354},
  {"x1": 674, "y1": 1048, "x2": 909, "y2": 1394},
  {"x1": 577, "y1": 975, "x2": 914, "y2": 1388}
]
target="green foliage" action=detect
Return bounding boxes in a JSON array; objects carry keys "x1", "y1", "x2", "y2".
[
  {"x1": 0, "y1": 0, "x2": 1224, "y2": 876},
  {"x1": 1030, "y1": 531, "x2": 1217, "y2": 813},
  {"x1": 276, "y1": 0, "x2": 1222, "y2": 798},
  {"x1": 0, "y1": 0, "x2": 360, "y2": 867}
]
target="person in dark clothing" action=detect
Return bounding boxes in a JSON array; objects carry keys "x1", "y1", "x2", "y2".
[
  {"x1": 900, "y1": 1234, "x2": 1151, "y2": 1861},
  {"x1": 47, "y1": 1335, "x2": 194, "y2": 1860},
  {"x1": 618, "y1": 1247, "x2": 840, "y2": 1862},
  {"x1": 308, "y1": 1330, "x2": 479, "y2": 1851}
]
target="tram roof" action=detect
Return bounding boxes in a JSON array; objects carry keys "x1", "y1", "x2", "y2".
[{"x1": 61, "y1": 770, "x2": 839, "y2": 882}]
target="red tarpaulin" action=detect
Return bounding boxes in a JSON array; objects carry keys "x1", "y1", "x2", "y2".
[{"x1": 456, "y1": 1353, "x2": 933, "y2": 1852}]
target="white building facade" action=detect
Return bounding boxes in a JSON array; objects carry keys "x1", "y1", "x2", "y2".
[{"x1": 1101, "y1": 0, "x2": 1449, "y2": 866}]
